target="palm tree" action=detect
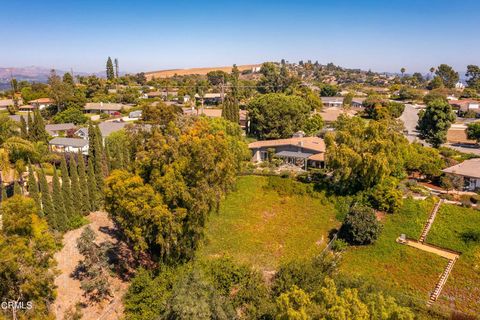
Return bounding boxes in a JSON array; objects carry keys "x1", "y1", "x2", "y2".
[{"x1": 401, "y1": 67, "x2": 406, "y2": 77}]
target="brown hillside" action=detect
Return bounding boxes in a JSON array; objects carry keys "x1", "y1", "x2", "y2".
[{"x1": 145, "y1": 64, "x2": 261, "y2": 79}]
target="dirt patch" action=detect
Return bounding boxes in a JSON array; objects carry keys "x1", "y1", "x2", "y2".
[{"x1": 52, "y1": 212, "x2": 129, "y2": 320}]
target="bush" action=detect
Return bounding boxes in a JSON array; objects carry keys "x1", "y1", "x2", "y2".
[
  {"x1": 264, "y1": 176, "x2": 315, "y2": 197},
  {"x1": 339, "y1": 205, "x2": 382, "y2": 245},
  {"x1": 439, "y1": 193, "x2": 454, "y2": 201},
  {"x1": 368, "y1": 178, "x2": 403, "y2": 213},
  {"x1": 330, "y1": 238, "x2": 349, "y2": 252},
  {"x1": 100, "y1": 113, "x2": 110, "y2": 119}
]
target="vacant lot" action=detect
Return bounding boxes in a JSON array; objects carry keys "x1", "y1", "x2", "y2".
[
  {"x1": 198, "y1": 175, "x2": 340, "y2": 271},
  {"x1": 339, "y1": 198, "x2": 447, "y2": 303},
  {"x1": 427, "y1": 204, "x2": 480, "y2": 315}
]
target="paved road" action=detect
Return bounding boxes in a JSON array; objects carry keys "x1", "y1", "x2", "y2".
[{"x1": 399, "y1": 104, "x2": 421, "y2": 143}]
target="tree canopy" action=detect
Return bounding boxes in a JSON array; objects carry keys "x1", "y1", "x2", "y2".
[{"x1": 417, "y1": 99, "x2": 455, "y2": 147}]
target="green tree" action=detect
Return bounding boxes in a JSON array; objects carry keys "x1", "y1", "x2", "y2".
[
  {"x1": 13, "y1": 180, "x2": 22, "y2": 195},
  {"x1": 87, "y1": 157, "x2": 99, "y2": 211},
  {"x1": 63, "y1": 72, "x2": 75, "y2": 86},
  {"x1": 247, "y1": 93, "x2": 311, "y2": 139},
  {"x1": 0, "y1": 196, "x2": 57, "y2": 318},
  {"x1": 69, "y1": 157, "x2": 82, "y2": 216},
  {"x1": 106, "y1": 57, "x2": 115, "y2": 81},
  {"x1": 30, "y1": 109, "x2": 49, "y2": 142},
  {"x1": 27, "y1": 163, "x2": 41, "y2": 211},
  {"x1": 76, "y1": 226, "x2": 112, "y2": 301},
  {"x1": 435, "y1": 64, "x2": 459, "y2": 88},
  {"x1": 275, "y1": 285, "x2": 311, "y2": 320},
  {"x1": 53, "y1": 107, "x2": 88, "y2": 125},
  {"x1": 319, "y1": 84, "x2": 338, "y2": 97},
  {"x1": 368, "y1": 177, "x2": 403, "y2": 213},
  {"x1": 20, "y1": 115, "x2": 28, "y2": 139},
  {"x1": 400, "y1": 67, "x2": 406, "y2": 77},
  {"x1": 303, "y1": 114, "x2": 324, "y2": 136},
  {"x1": 60, "y1": 157, "x2": 74, "y2": 222},
  {"x1": 340, "y1": 205, "x2": 382, "y2": 245},
  {"x1": 221, "y1": 65, "x2": 240, "y2": 123},
  {"x1": 417, "y1": 99, "x2": 456, "y2": 147},
  {"x1": 38, "y1": 167, "x2": 55, "y2": 229},
  {"x1": 466, "y1": 65, "x2": 480, "y2": 91},
  {"x1": 77, "y1": 154, "x2": 91, "y2": 214},
  {"x1": 466, "y1": 122, "x2": 480, "y2": 143},
  {"x1": 52, "y1": 166, "x2": 68, "y2": 231}
]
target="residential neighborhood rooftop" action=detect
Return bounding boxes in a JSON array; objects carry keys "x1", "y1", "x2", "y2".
[
  {"x1": 49, "y1": 137, "x2": 89, "y2": 148},
  {"x1": 442, "y1": 158, "x2": 480, "y2": 179}
]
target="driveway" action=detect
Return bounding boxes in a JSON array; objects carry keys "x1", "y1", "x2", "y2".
[{"x1": 399, "y1": 104, "x2": 421, "y2": 142}]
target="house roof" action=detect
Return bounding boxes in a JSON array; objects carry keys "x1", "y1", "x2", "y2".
[
  {"x1": 442, "y1": 158, "x2": 480, "y2": 179},
  {"x1": 98, "y1": 121, "x2": 128, "y2": 137},
  {"x1": 19, "y1": 105, "x2": 35, "y2": 110},
  {"x1": 0, "y1": 99, "x2": 15, "y2": 107},
  {"x1": 321, "y1": 97, "x2": 344, "y2": 103},
  {"x1": 276, "y1": 150, "x2": 313, "y2": 159},
  {"x1": 248, "y1": 136, "x2": 326, "y2": 154},
  {"x1": 45, "y1": 123, "x2": 76, "y2": 133},
  {"x1": 84, "y1": 102, "x2": 126, "y2": 111},
  {"x1": 29, "y1": 98, "x2": 53, "y2": 104},
  {"x1": 49, "y1": 137, "x2": 88, "y2": 148},
  {"x1": 318, "y1": 107, "x2": 356, "y2": 122}
]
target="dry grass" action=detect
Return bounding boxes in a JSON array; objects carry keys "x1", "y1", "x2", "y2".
[{"x1": 145, "y1": 64, "x2": 260, "y2": 79}]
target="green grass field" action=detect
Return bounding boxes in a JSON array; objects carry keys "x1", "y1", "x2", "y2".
[
  {"x1": 426, "y1": 204, "x2": 480, "y2": 315},
  {"x1": 198, "y1": 175, "x2": 340, "y2": 271},
  {"x1": 339, "y1": 198, "x2": 448, "y2": 303}
]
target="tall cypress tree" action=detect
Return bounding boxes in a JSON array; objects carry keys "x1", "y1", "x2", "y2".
[
  {"x1": 77, "y1": 153, "x2": 90, "y2": 214},
  {"x1": 52, "y1": 168, "x2": 68, "y2": 231},
  {"x1": 20, "y1": 115, "x2": 28, "y2": 139},
  {"x1": 31, "y1": 109, "x2": 49, "y2": 142},
  {"x1": 13, "y1": 181, "x2": 22, "y2": 195},
  {"x1": 27, "y1": 112, "x2": 33, "y2": 140},
  {"x1": 69, "y1": 157, "x2": 83, "y2": 215},
  {"x1": 87, "y1": 157, "x2": 98, "y2": 211},
  {"x1": 0, "y1": 183, "x2": 6, "y2": 203},
  {"x1": 106, "y1": 57, "x2": 115, "y2": 81},
  {"x1": 27, "y1": 164, "x2": 41, "y2": 211},
  {"x1": 60, "y1": 157, "x2": 74, "y2": 221},
  {"x1": 39, "y1": 168, "x2": 56, "y2": 229}
]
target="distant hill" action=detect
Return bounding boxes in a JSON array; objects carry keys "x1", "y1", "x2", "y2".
[
  {"x1": 145, "y1": 64, "x2": 261, "y2": 79},
  {"x1": 0, "y1": 66, "x2": 105, "y2": 91}
]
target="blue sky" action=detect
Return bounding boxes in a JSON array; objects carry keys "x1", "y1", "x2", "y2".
[{"x1": 1, "y1": 0, "x2": 479, "y2": 73}]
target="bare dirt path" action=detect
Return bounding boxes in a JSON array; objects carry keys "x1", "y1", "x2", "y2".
[{"x1": 52, "y1": 211, "x2": 129, "y2": 320}]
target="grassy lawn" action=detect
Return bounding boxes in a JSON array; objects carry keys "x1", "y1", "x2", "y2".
[
  {"x1": 426, "y1": 204, "x2": 480, "y2": 315},
  {"x1": 339, "y1": 198, "x2": 447, "y2": 302},
  {"x1": 198, "y1": 175, "x2": 340, "y2": 271}
]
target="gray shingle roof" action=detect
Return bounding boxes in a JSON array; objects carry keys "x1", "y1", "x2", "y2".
[
  {"x1": 45, "y1": 123, "x2": 76, "y2": 133},
  {"x1": 49, "y1": 137, "x2": 88, "y2": 148}
]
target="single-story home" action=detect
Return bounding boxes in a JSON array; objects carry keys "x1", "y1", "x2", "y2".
[
  {"x1": 195, "y1": 93, "x2": 223, "y2": 104},
  {"x1": 317, "y1": 107, "x2": 357, "y2": 124},
  {"x1": 0, "y1": 99, "x2": 16, "y2": 111},
  {"x1": 45, "y1": 123, "x2": 76, "y2": 137},
  {"x1": 75, "y1": 121, "x2": 128, "y2": 141},
  {"x1": 351, "y1": 97, "x2": 366, "y2": 108},
  {"x1": 449, "y1": 99, "x2": 480, "y2": 116},
  {"x1": 182, "y1": 107, "x2": 249, "y2": 130},
  {"x1": 321, "y1": 97, "x2": 344, "y2": 108},
  {"x1": 129, "y1": 110, "x2": 142, "y2": 119},
  {"x1": 18, "y1": 105, "x2": 35, "y2": 112},
  {"x1": 29, "y1": 98, "x2": 53, "y2": 110},
  {"x1": 442, "y1": 158, "x2": 480, "y2": 191},
  {"x1": 248, "y1": 134, "x2": 326, "y2": 170},
  {"x1": 49, "y1": 137, "x2": 89, "y2": 155},
  {"x1": 84, "y1": 102, "x2": 128, "y2": 115}
]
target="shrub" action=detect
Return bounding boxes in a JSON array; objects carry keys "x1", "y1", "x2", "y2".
[
  {"x1": 339, "y1": 205, "x2": 382, "y2": 245},
  {"x1": 368, "y1": 178, "x2": 403, "y2": 213},
  {"x1": 330, "y1": 238, "x2": 349, "y2": 252}
]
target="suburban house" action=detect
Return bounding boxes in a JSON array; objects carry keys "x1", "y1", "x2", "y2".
[
  {"x1": 317, "y1": 107, "x2": 357, "y2": 124},
  {"x1": 351, "y1": 97, "x2": 366, "y2": 108},
  {"x1": 442, "y1": 158, "x2": 480, "y2": 191},
  {"x1": 75, "y1": 121, "x2": 128, "y2": 141},
  {"x1": 18, "y1": 105, "x2": 35, "y2": 112},
  {"x1": 0, "y1": 99, "x2": 17, "y2": 111},
  {"x1": 321, "y1": 97, "x2": 344, "y2": 108},
  {"x1": 449, "y1": 99, "x2": 480, "y2": 116},
  {"x1": 129, "y1": 110, "x2": 142, "y2": 119},
  {"x1": 29, "y1": 98, "x2": 53, "y2": 110},
  {"x1": 195, "y1": 93, "x2": 223, "y2": 105},
  {"x1": 45, "y1": 123, "x2": 76, "y2": 137},
  {"x1": 49, "y1": 137, "x2": 89, "y2": 155},
  {"x1": 248, "y1": 134, "x2": 326, "y2": 169},
  {"x1": 84, "y1": 102, "x2": 127, "y2": 115}
]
